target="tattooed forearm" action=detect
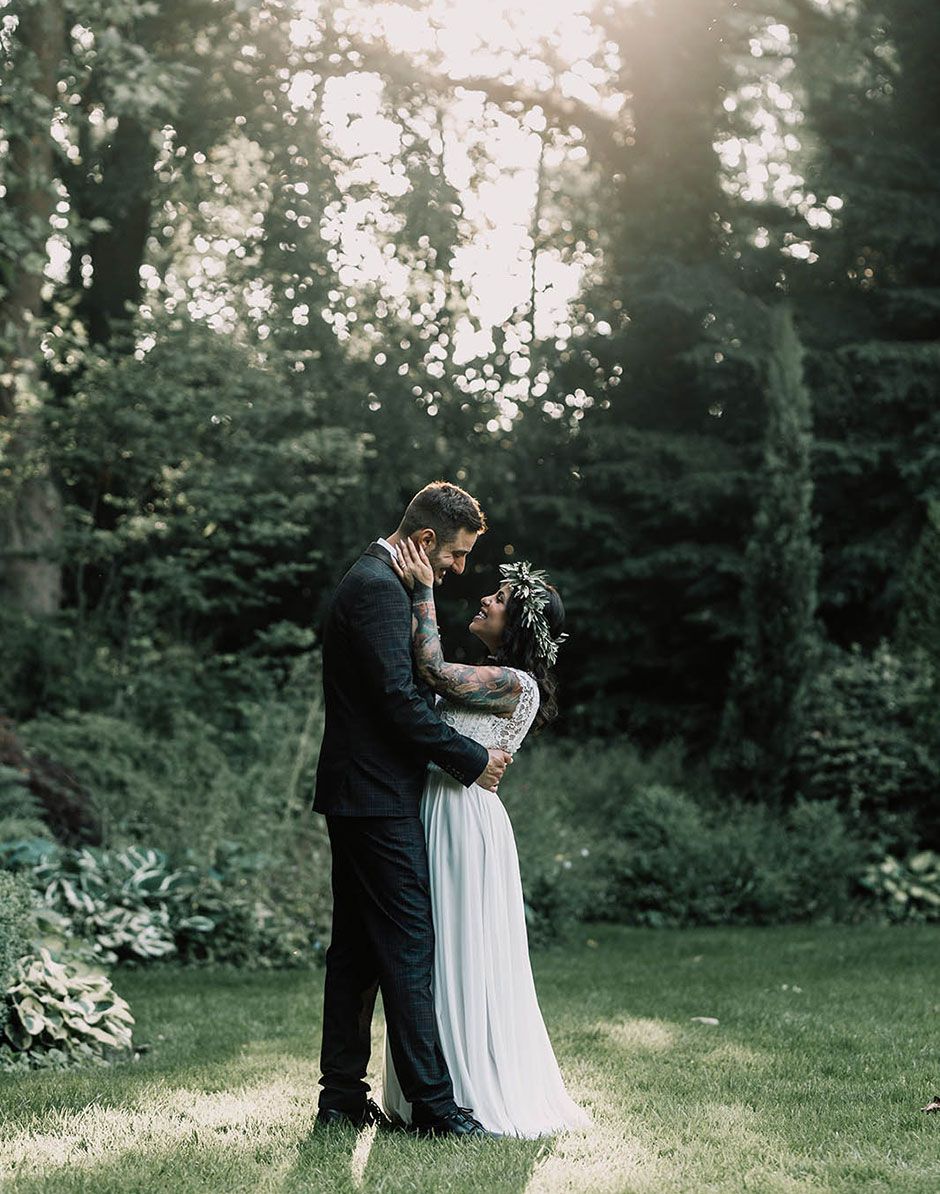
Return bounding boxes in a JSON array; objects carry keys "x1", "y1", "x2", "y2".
[{"x1": 411, "y1": 582, "x2": 522, "y2": 712}]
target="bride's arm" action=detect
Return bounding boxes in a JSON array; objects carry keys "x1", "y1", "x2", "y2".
[
  {"x1": 391, "y1": 537, "x2": 522, "y2": 713},
  {"x1": 410, "y1": 580, "x2": 522, "y2": 713}
]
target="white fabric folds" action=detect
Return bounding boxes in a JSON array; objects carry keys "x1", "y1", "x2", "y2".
[{"x1": 381, "y1": 670, "x2": 590, "y2": 1138}]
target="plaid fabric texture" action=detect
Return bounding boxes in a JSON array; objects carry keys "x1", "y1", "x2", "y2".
[
  {"x1": 318, "y1": 815, "x2": 456, "y2": 1118},
  {"x1": 313, "y1": 544, "x2": 489, "y2": 817}
]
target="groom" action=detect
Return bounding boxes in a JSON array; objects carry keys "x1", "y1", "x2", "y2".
[{"x1": 313, "y1": 481, "x2": 511, "y2": 1138}]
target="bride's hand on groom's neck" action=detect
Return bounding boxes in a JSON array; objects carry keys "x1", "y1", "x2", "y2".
[
  {"x1": 390, "y1": 553, "x2": 415, "y2": 591},
  {"x1": 392, "y1": 535, "x2": 436, "y2": 592}
]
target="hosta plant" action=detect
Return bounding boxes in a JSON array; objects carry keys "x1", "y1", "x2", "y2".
[
  {"x1": 861, "y1": 851, "x2": 940, "y2": 921},
  {"x1": 1, "y1": 838, "x2": 324, "y2": 969},
  {"x1": 1, "y1": 948, "x2": 134, "y2": 1071},
  {"x1": 31, "y1": 844, "x2": 209, "y2": 963}
]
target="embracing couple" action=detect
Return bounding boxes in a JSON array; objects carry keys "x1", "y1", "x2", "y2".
[{"x1": 312, "y1": 481, "x2": 590, "y2": 1140}]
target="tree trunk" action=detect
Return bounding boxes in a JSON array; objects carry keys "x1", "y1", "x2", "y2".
[
  {"x1": 0, "y1": 1, "x2": 65, "y2": 614},
  {"x1": 613, "y1": 0, "x2": 730, "y2": 265},
  {"x1": 72, "y1": 114, "x2": 155, "y2": 344}
]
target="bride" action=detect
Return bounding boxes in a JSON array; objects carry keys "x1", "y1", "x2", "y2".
[{"x1": 382, "y1": 537, "x2": 590, "y2": 1139}]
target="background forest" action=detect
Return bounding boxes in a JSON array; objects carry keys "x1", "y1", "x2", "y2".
[{"x1": 2, "y1": 0, "x2": 940, "y2": 1033}]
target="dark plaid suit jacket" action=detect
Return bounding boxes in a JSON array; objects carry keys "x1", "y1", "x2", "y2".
[{"x1": 313, "y1": 543, "x2": 489, "y2": 816}]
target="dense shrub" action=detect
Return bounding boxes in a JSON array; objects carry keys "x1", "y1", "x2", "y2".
[
  {"x1": 0, "y1": 607, "x2": 82, "y2": 726},
  {"x1": 502, "y1": 739, "x2": 687, "y2": 941},
  {"x1": 17, "y1": 650, "x2": 324, "y2": 857},
  {"x1": 599, "y1": 789, "x2": 867, "y2": 927},
  {"x1": 0, "y1": 870, "x2": 34, "y2": 1035},
  {"x1": 505, "y1": 740, "x2": 870, "y2": 934},
  {"x1": 0, "y1": 869, "x2": 133, "y2": 1072},
  {"x1": 173, "y1": 850, "x2": 327, "y2": 969},
  {"x1": 1, "y1": 839, "x2": 328, "y2": 970},
  {"x1": 0, "y1": 764, "x2": 50, "y2": 844},
  {"x1": 898, "y1": 501, "x2": 940, "y2": 674},
  {"x1": 1, "y1": 646, "x2": 331, "y2": 968},
  {"x1": 793, "y1": 642, "x2": 940, "y2": 850},
  {"x1": 0, "y1": 713, "x2": 98, "y2": 845}
]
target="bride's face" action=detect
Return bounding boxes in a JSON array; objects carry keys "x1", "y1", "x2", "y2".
[{"x1": 468, "y1": 582, "x2": 512, "y2": 650}]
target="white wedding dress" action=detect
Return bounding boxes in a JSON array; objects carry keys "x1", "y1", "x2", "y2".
[{"x1": 381, "y1": 669, "x2": 590, "y2": 1138}]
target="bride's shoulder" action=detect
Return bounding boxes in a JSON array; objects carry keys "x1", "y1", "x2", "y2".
[{"x1": 513, "y1": 669, "x2": 540, "y2": 708}]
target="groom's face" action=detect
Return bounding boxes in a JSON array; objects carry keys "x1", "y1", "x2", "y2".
[{"x1": 419, "y1": 527, "x2": 479, "y2": 585}]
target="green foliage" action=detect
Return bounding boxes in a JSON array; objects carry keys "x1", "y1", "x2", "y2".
[
  {"x1": 0, "y1": 870, "x2": 133, "y2": 1073},
  {"x1": 0, "y1": 870, "x2": 34, "y2": 1036},
  {"x1": 801, "y1": 1, "x2": 940, "y2": 647},
  {"x1": 811, "y1": 342, "x2": 940, "y2": 647},
  {"x1": 898, "y1": 501, "x2": 940, "y2": 674},
  {"x1": 17, "y1": 648, "x2": 323, "y2": 854},
  {"x1": 504, "y1": 740, "x2": 867, "y2": 937},
  {"x1": 502, "y1": 738, "x2": 687, "y2": 941},
  {"x1": 601, "y1": 790, "x2": 865, "y2": 928},
  {"x1": 0, "y1": 948, "x2": 134, "y2": 1072},
  {"x1": 2, "y1": 642, "x2": 330, "y2": 969},
  {"x1": 860, "y1": 851, "x2": 940, "y2": 922},
  {"x1": 0, "y1": 606, "x2": 79, "y2": 726},
  {"x1": 716, "y1": 306, "x2": 820, "y2": 800},
  {"x1": 793, "y1": 642, "x2": 940, "y2": 849},
  {"x1": 30, "y1": 844, "x2": 188, "y2": 964},
  {"x1": 2, "y1": 839, "x2": 327, "y2": 970},
  {"x1": 21, "y1": 709, "x2": 242, "y2": 854},
  {"x1": 170, "y1": 843, "x2": 327, "y2": 970},
  {"x1": 0, "y1": 763, "x2": 50, "y2": 843},
  {"x1": 44, "y1": 319, "x2": 366, "y2": 643},
  {"x1": 499, "y1": 415, "x2": 753, "y2": 744}
]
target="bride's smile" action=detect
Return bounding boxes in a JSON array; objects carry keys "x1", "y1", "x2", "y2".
[{"x1": 468, "y1": 583, "x2": 511, "y2": 649}]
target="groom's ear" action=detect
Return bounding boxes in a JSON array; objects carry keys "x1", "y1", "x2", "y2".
[{"x1": 416, "y1": 528, "x2": 435, "y2": 551}]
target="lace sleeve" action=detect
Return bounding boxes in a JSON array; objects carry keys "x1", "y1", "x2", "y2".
[{"x1": 502, "y1": 670, "x2": 540, "y2": 752}]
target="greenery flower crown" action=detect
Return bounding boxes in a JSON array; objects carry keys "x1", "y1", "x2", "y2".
[{"x1": 498, "y1": 560, "x2": 569, "y2": 667}]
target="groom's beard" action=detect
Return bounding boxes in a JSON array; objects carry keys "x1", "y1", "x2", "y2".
[{"x1": 426, "y1": 555, "x2": 449, "y2": 584}]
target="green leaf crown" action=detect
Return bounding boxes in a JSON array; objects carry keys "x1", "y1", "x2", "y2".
[{"x1": 498, "y1": 560, "x2": 569, "y2": 667}]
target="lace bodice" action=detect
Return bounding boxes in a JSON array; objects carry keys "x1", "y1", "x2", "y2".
[{"x1": 436, "y1": 669, "x2": 540, "y2": 756}]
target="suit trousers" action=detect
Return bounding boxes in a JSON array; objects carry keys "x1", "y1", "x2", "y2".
[{"x1": 318, "y1": 815, "x2": 457, "y2": 1120}]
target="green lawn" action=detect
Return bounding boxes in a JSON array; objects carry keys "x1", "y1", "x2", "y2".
[{"x1": 1, "y1": 925, "x2": 938, "y2": 1193}]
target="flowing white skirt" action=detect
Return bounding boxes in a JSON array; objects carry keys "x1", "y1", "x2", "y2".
[{"x1": 381, "y1": 768, "x2": 591, "y2": 1139}]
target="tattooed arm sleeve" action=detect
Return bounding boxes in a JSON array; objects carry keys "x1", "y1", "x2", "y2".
[{"x1": 411, "y1": 582, "x2": 523, "y2": 713}]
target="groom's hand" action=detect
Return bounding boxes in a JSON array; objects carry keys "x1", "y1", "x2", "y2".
[{"x1": 476, "y1": 748, "x2": 512, "y2": 792}]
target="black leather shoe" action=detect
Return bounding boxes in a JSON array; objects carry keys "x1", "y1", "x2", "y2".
[
  {"x1": 408, "y1": 1106, "x2": 496, "y2": 1139},
  {"x1": 315, "y1": 1098, "x2": 393, "y2": 1131}
]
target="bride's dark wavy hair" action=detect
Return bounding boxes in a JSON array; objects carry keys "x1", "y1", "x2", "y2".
[{"x1": 489, "y1": 583, "x2": 565, "y2": 732}]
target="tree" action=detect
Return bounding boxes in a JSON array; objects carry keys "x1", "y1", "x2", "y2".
[
  {"x1": 0, "y1": 0, "x2": 65, "y2": 614},
  {"x1": 897, "y1": 502, "x2": 940, "y2": 676},
  {"x1": 715, "y1": 305, "x2": 820, "y2": 801},
  {"x1": 61, "y1": 0, "x2": 288, "y2": 345},
  {"x1": 481, "y1": 0, "x2": 769, "y2": 742},
  {"x1": 794, "y1": 0, "x2": 940, "y2": 644}
]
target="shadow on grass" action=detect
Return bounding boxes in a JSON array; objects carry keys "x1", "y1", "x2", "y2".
[
  {"x1": 365, "y1": 1129, "x2": 545, "y2": 1194},
  {"x1": 282, "y1": 1121, "x2": 362, "y2": 1194},
  {"x1": 283, "y1": 1123, "x2": 546, "y2": 1194}
]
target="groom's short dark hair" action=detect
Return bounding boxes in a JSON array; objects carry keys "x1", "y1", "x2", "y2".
[{"x1": 399, "y1": 481, "x2": 487, "y2": 543}]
